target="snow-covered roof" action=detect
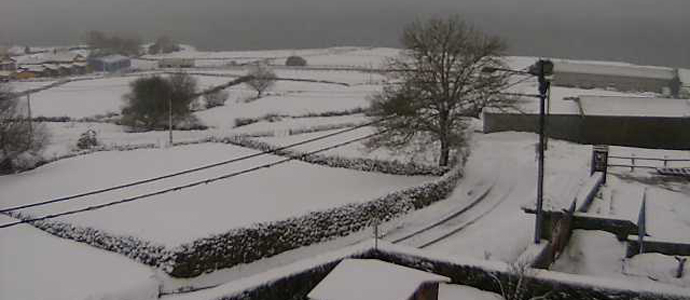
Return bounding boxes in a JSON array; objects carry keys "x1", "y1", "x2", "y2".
[
  {"x1": 16, "y1": 51, "x2": 84, "y2": 65},
  {"x1": 20, "y1": 65, "x2": 46, "y2": 72},
  {"x1": 0, "y1": 71, "x2": 14, "y2": 77},
  {"x1": 578, "y1": 96, "x2": 690, "y2": 117},
  {"x1": 93, "y1": 54, "x2": 130, "y2": 64},
  {"x1": 679, "y1": 68, "x2": 690, "y2": 86},
  {"x1": 308, "y1": 259, "x2": 450, "y2": 300},
  {"x1": 555, "y1": 61, "x2": 675, "y2": 80}
]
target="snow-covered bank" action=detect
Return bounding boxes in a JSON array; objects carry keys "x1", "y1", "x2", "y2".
[{"x1": 0, "y1": 215, "x2": 158, "y2": 300}]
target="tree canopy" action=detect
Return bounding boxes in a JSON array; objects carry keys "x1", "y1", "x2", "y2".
[{"x1": 367, "y1": 16, "x2": 512, "y2": 166}]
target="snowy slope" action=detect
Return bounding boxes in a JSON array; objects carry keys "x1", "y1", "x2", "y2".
[{"x1": 0, "y1": 215, "x2": 158, "y2": 300}]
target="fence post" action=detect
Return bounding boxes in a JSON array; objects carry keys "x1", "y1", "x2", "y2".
[
  {"x1": 631, "y1": 154, "x2": 635, "y2": 172},
  {"x1": 664, "y1": 155, "x2": 668, "y2": 168}
]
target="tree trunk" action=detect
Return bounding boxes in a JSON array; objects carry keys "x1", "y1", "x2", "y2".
[{"x1": 439, "y1": 138, "x2": 450, "y2": 167}]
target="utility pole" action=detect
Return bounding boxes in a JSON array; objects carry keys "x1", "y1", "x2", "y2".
[
  {"x1": 27, "y1": 93, "x2": 33, "y2": 141},
  {"x1": 533, "y1": 59, "x2": 553, "y2": 244},
  {"x1": 168, "y1": 96, "x2": 173, "y2": 146}
]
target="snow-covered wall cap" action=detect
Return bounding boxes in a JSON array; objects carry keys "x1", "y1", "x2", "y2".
[{"x1": 307, "y1": 258, "x2": 450, "y2": 300}]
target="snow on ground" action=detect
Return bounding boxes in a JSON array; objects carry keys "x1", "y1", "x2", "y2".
[
  {"x1": 10, "y1": 79, "x2": 58, "y2": 93},
  {"x1": 195, "y1": 81, "x2": 375, "y2": 128},
  {"x1": 0, "y1": 214, "x2": 158, "y2": 300},
  {"x1": 28, "y1": 76, "x2": 133, "y2": 118},
  {"x1": 438, "y1": 284, "x2": 504, "y2": 300},
  {"x1": 257, "y1": 126, "x2": 439, "y2": 166},
  {"x1": 418, "y1": 132, "x2": 591, "y2": 262},
  {"x1": 588, "y1": 175, "x2": 690, "y2": 243},
  {"x1": 552, "y1": 230, "x2": 690, "y2": 288},
  {"x1": 0, "y1": 143, "x2": 431, "y2": 247}
]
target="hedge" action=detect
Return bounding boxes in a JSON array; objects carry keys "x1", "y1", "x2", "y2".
[
  {"x1": 169, "y1": 161, "x2": 463, "y2": 277},
  {"x1": 223, "y1": 136, "x2": 450, "y2": 176},
  {"x1": 4, "y1": 135, "x2": 465, "y2": 279}
]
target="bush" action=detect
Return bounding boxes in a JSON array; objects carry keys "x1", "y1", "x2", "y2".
[
  {"x1": 121, "y1": 73, "x2": 198, "y2": 130},
  {"x1": 0, "y1": 83, "x2": 50, "y2": 173},
  {"x1": 203, "y1": 90, "x2": 229, "y2": 108},
  {"x1": 76, "y1": 129, "x2": 98, "y2": 149},
  {"x1": 285, "y1": 55, "x2": 307, "y2": 67}
]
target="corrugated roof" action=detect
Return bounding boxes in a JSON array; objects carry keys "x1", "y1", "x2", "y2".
[
  {"x1": 578, "y1": 96, "x2": 690, "y2": 117},
  {"x1": 555, "y1": 62, "x2": 675, "y2": 80}
]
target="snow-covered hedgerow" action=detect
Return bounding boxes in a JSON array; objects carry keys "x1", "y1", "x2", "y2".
[
  {"x1": 3, "y1": 153, "x2": 461, "y2": 278},
  {"x1": 168, "y1": 163, "x2": 463, "y2": 277},
  {"x1": 224, "y1": 136, "x2": 450, "y2": 176},
  {"x1": 3, "y1": 211, "x2": 174, "y2": 270}
]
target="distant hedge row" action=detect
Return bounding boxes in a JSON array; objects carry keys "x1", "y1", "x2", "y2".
[{"x1": 224, "y1": 136, "x2": 449, "y2": 176}]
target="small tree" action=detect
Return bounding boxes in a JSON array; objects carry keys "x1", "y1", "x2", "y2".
[
  {"x1": 148, "y1": 36, "x2": 181, "y2": 55},
  {"x1": 245, "y1": 64, "x2": 276, "y2": 98},
  {"x1": 121, "y1": 73, "x2": 198, "y2": 130},
  {"x1": 203, "y1": 90, "x2": 229, "y2": 108},
  {"x1": 0, "y1": 83, "x2": 49, "y2": 173},
  {"x1": 286, "y1": 55, "x2": 307, "y2": 67},
  {"x1": 367, "y1": 16, "x2": 512, "y2": 167},
  {"x1": 76, "y1": 129, "x2": 98, "y2": 150}
]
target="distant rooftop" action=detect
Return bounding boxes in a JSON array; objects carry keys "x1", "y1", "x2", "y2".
[
  {"x1": 554, "y1": 61, "x2": 675, "y2": 80},
  {"x1": 91, "y1": 54, "x2": 130, "y2": 64},
  {"x1": 308, "y1": 259, "x2": 450, "y2": 300},
  {"x1": 578, "y1": 96, "x2": 690, "y2": 118}
]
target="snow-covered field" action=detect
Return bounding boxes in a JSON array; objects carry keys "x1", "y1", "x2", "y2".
[
  {"x1": 4, "y1": 46, "x2": 689, "y2": 297},
  {"x1": 0, "y1": 214, "x2": 158, "y2": 300},
  {"x1": 0, "y1": 143, "x2": 431, "y2": 247}
]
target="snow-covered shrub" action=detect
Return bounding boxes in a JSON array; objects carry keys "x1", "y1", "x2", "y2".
[
  {"x1": 76, "y1": 129, "x2": 99, "y2": 150},
  {"x1": 285, "y1": 55, "x2": 307, "y2": 67},
  {"x1": 203, "y1": 90, "x2": 229, "y2": 108},
  {"x1": 224, "y1": 136, "x2": 450, "y2": 176}
]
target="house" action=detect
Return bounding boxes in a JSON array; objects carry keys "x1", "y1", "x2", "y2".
[
  {"x1": 0, "y1": 56, "x2": 16, "y2": 72},
  {"x1": 158, "y1": 58, "x2": 195, "y2": 68},
  {"x1": 308, "y1": 259, "x2": 451, "y2": 300},
  {"x1": 88, "y1": 55, "x2": 131, "y2": 72},
  {"x1": 553, "y1": 61, "x2": 676, "y2": 94}
]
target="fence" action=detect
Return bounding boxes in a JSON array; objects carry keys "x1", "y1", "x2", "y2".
[{"x1": 607, "y1": 155, "x2": 690, "y2": 171}]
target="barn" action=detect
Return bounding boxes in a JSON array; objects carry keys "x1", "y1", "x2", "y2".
[{"x1": 88, "y1": 55, "x2": 131, "y2": 73}]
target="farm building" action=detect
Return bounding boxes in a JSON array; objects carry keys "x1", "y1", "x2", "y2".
[
  {"x1": 0, "y1": 56, "x2": 16, "y2": 72},
  {"x1": 15, "y1": 51, "x2": 89, "y2": 77},
  {"x1": 88, "y1": 55, "x2": 131, "y2": 72},
  {"x1": 483, "y1": 96, "x2": 690, "y2": 149},
  {"x1": 158, "y1": 58, "x2": 195, "y2": 68},
  {"x1": 308, "y1": 259, "x2": 451, "y2": 300},
  {"x1": 552, "y1": 61, "x2": 677, "y2": 94}
]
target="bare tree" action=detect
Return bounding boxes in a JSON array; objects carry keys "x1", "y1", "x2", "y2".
[
  {"x1": 367, "y1": 16, "x2": 513, "y2": 167},
  {"x1": 245, "y1": 63, "x2": 276, "y2": 98},
  {"x1": 0, "y1": 84, "x2": 49, "y2": 173},
  {"x1": 490, "y1": 260, "x2": 555, "y2": 300}
]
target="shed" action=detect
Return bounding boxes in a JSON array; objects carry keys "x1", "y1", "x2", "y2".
[
  {"x1": 308, "y1": 259, "x2": 451, "y2": 300},
  {"x1": 88, "y1": 55, "x2": 131, "y2": 72}
]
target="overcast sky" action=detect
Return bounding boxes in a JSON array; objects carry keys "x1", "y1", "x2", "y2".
[{"x1": 1, "y1": 0, "x2": 688, "y2": 67}]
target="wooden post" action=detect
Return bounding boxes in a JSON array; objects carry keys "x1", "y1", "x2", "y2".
[
  {"x1": 631, "y1": 154, "x2": 635, "y2": 172},
  {"x1": 664, "y1": 156, "x2": 668, "y2": 168},
  {"x1": 638, "y1": 189, "x2": 647, "y2": 255},
  {"x1": 676, "y1": 256, "x2": 687, "y2": 278}
]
